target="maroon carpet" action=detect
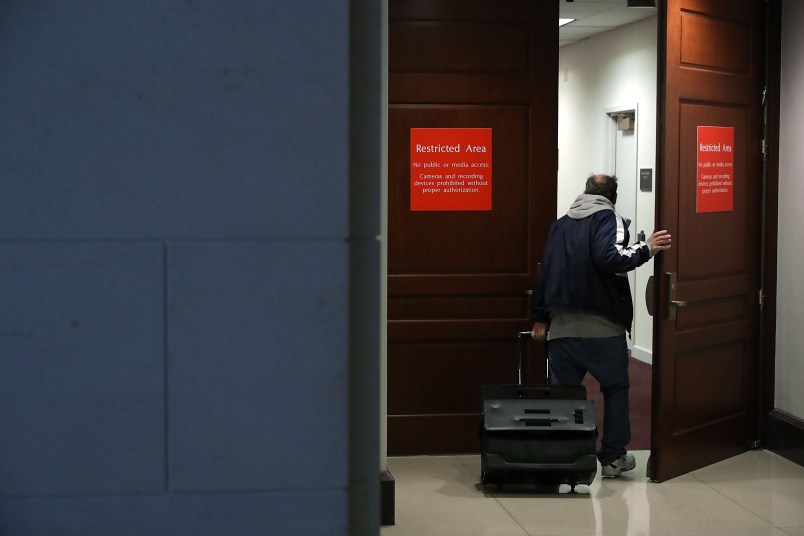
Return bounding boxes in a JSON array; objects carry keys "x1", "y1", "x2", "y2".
[{"x1": 582, "y1": 356, "x2": 651, "y2": 451}]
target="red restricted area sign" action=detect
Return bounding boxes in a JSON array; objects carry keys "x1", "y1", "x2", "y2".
[
  {"x1": 410, "y1": 128, "x2": 492, "y2": 211},
  {"x1": 696, "y1": 126, "x2": 734, "y2": 213}
]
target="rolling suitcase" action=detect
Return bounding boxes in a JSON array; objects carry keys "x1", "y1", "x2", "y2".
[{"x1": 479, "y1": 331, "x2": 597, "y2": 491}]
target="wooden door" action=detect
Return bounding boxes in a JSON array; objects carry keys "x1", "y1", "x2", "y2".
[
  {"x1": 387, "y1": 0, "x2": 558, "y2": 455},
  {"x1": 651, "y1": 0, "x2": 765, "y2": 480}
]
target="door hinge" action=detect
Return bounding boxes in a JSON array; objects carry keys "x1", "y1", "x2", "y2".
[
  {"x1": 761, "y1": 139, "x2": 768, "y2": 156},
  {"x1": 758, "y1": 288, "x2": 765, "y2": 310}
]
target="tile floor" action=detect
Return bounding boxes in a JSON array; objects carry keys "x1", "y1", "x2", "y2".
[{"x1": 382, "y1": 450, "x2": 804, "y2": 536}]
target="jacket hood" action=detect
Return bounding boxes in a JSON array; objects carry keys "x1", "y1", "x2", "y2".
[{"x1": 567, "y1": 194, "x2": 614, "y2": 220}]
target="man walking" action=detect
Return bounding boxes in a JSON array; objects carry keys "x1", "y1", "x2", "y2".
[{"x1": 531, "y1": 173, "x2": 671, "y2": 477}]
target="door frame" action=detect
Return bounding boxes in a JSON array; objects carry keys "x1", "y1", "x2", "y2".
[
  {"x1": 380, "y1": 0, "x2": 785, "y2": 489},
  {"x1": 758, "y1": 0, "x2": 781, "y2": 450}
]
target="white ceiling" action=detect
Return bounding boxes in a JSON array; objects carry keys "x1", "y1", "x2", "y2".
[{"x1": 559, "y1": 0, "x2": 658, "y2": 47}]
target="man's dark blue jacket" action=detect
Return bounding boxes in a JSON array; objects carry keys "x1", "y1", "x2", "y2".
[{"x1": 530, "y1": 194, "x2": 653, "y2": 333}]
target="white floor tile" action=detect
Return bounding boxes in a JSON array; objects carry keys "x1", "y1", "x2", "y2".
[
  {"x1": 497, "y1": 476, "x2": 770, "y2": 535},
  {"x1": 528, "y1": 529, "x2": 789, "y2": 536},
  {"x1": 636, "y1": 529, "x2": 790, "y2": 536},
  {"x1": 384, "y1": 456, "x2": 529, "y2": 536},
  {"x1": 488, "y1": 451, "x2": 760, "y2": 534},
  {"x1": 689, "y1": 451, "x2": 804, "y2": 527},
  {"x1": 384, "y1": 450, "x2": 804, "y2": 536}
]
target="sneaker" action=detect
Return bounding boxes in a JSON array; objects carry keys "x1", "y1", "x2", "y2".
[{"x1": 601, "y1": 454, "x2": 636, "y2": 477}]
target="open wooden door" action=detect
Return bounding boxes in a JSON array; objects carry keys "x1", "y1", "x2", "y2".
[
  {"x1": 651, "y1": 0, "x2": 766, "y2": 481},
  {"x1": 387, "y1": 0, "x2": 558, "y2": 455}
]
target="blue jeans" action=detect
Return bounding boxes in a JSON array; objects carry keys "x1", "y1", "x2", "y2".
[{"x1": 548, "y1": 335, "x2": 630, "y2": 464}]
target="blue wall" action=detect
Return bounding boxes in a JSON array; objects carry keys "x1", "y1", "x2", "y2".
[{"x1": 0, "y1": 1, "x2": 357, "y2": 533}]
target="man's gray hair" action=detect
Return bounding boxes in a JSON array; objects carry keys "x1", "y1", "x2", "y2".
[{"x1": 584, "y1": 173, "x2": 618, "y2": 203}]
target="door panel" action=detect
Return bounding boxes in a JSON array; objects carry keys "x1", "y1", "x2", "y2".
[
  {"x1": 389, "y1": 106, "x2": 530, "y2": 274},
  {"x1": 652, "y1": 0, "x2": 764, "y2": 480},
  {"x1": 388, "y1": 0, "x2": 557, "y2": 455},
  {"x1": 678, "y1": 104, "x2": 751, "y2": 277}
]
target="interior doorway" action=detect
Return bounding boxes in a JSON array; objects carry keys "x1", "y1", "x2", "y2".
[
  {"x1": 557, "y1": 13, "x2": 659, "y2": 451},
  {"x1": 385, "y1": 0, "x2": 659, "y2": 457},
  {"x1": 384, "y1": 0, "x2": 774, "y2": 489}
]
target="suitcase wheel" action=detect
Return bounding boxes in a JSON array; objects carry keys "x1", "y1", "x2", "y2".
[{"x1": 481, "y1": 471, "x2": 497, "y2": 486}]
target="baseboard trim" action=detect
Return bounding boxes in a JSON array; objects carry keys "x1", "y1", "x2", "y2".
[
  {"x1": 630, "y1": 345, "x2": 652, "y2": 365},
  {"x1": 767, "y1": 409, "x2": 804, "y2": 468},
  {"x1": 381, "y1": 469, "x2": 395, "y2": 526}
]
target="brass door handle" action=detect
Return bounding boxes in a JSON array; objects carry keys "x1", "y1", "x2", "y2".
[{"x1": 666, "y1": 272, "x2": 687, "y2": 320}]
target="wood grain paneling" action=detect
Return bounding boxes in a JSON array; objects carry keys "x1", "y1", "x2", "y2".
[
  {"x1": 389, "y1": 105, "x2": 529, "y2": 274},
  {"x1": 653, "y1": 0, "x2": 765, "y2": 481},
  {"x1": 388, "y1": 0, "x2": 557, "y2": 455},
  {"x1": 390, "y1": 21, "x2": 530, "y2": 73},
  {"x1": 674, "y1": 342, "x2": 745, "y2": 431},
  {"x1": 680, "y1": 11, "x2": 751, "y2": 74}
]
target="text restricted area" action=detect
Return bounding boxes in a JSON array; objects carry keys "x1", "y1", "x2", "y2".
[
  {"x1": 696, "y1": 125, "x2": 734, "y2": 213},
  {"x1": 410, "y1": 128, "x2": 492, "y2": 211}
]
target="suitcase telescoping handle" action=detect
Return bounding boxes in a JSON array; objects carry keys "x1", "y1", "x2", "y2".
[
  {"x1": 517, "y1": 330, "x2": 550, "y2": 385},
  {"x1": 516, "y1": 331, "x2": 530, "y2": 385}
]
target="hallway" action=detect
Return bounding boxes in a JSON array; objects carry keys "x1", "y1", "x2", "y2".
[{"x1": 382, "y1": 450, "x2": 804, "y2": 536}]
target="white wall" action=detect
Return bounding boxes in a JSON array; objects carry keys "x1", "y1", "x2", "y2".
[
  {"x1": 776, "y1": 0, "x2": 804, "y2": 420},
  {"x1": 558, "y1": 17, "x2": 658, "y2": 363}
]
